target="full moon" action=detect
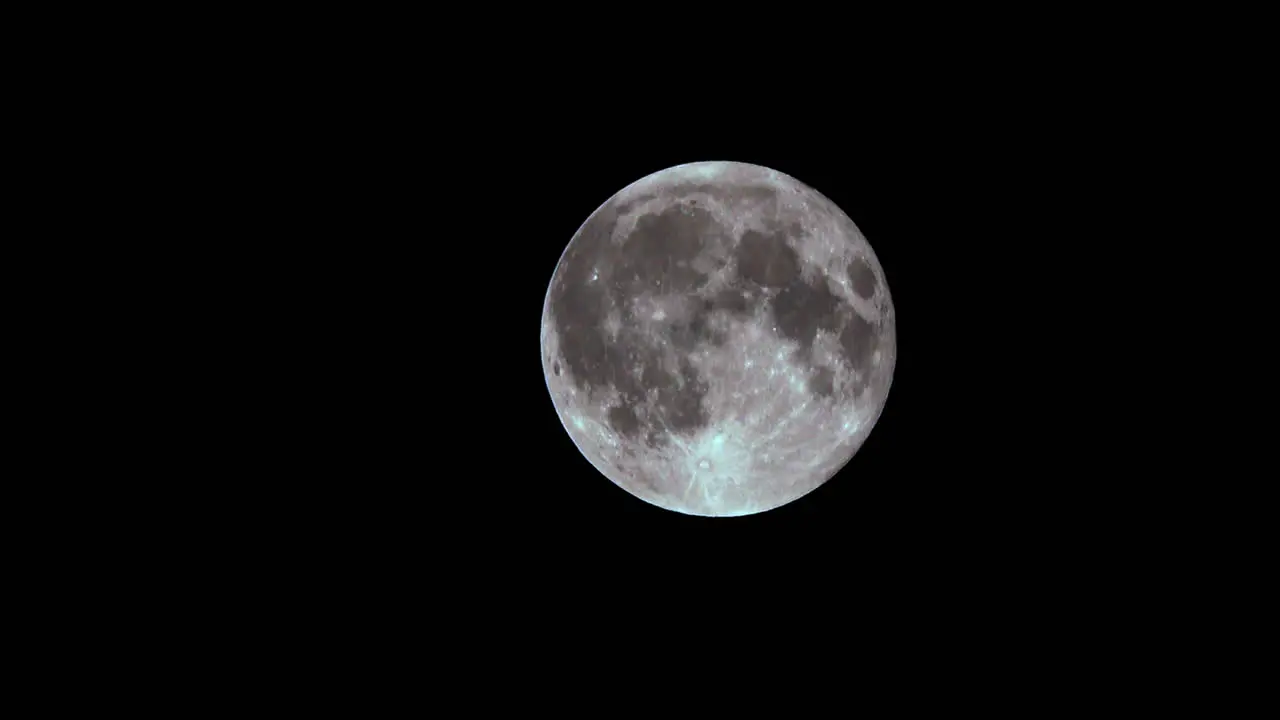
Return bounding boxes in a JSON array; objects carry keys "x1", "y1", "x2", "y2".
[{"x1": 541, "y1": 161, "x2": 896, "y2": 517}]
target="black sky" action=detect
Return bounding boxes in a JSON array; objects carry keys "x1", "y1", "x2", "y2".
[{"x1": 232, "y1": 63, "x2": 1152, "y2": 603}]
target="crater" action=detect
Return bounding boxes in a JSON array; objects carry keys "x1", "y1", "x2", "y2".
[{"x1": 847, "y1": 256, "x2": 877, "y2": 299}]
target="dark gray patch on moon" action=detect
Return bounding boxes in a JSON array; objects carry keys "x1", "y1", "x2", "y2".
[
  {"x1": 724, "y1": 209, "x2": 882, "y2": 398},
  {"x1": 549, "y1": 193, "x2": 726, "y2": 448},
  {"x1": 735, "y1": 228, "x2": 800, "y2": 288},
  {"x1": 839, "y1": 312, "x2": 878, "y2": 392},
  {"x1": 652, "y1": 359, "x2": 711, "y2": 435},
  {"x1": 810, "y1": 366, "x2": 835, "y2": 398},
  {"x1": 726, "y1": 223, "x2": 873, "y2": 388},
  {"x1": 847, "y1": 257, "x2": 877, "y2": 299},
  {"x1": 672, "y1": 305, "x2": 726, "y2": 351},
  {"x1": 712, "y1": 287, "x2": 752, "y2": 315},
  {"x1": 772, "y1": 278, "x2": 844, "y2": 356},
  {"x1": 549, "y1": 202, "x2": 619, "y2": 393},
  {"x1": 550, "y1": 174, "x2": 885, "y2": 452},
  {"x1": 608, "y1": 405, "x2": 641, "y2": 437},
  {"x1": 616, "y1": 205, "x2": 718, "y2": 293}
]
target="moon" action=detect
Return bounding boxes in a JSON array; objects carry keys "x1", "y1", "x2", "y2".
[{"x1": 541, "y1": 161, "x2": 896, "y2": 517}]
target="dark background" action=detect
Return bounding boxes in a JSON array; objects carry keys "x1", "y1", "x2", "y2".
[
  {"x1": 32, "y1": 9, "x2": 1232, "y2": 683},
  {"x1": 208, "y1": 42, "x2": 1175, "y2": 610},
  {"x1": 45, "y1": 16, "x2": 1239, "y2": 682},
  {"x1": 256, "y1": 92, "x2": 1125, "y2": 591},
  {"x1": 495, "y1": 121, "x2": 1066, "y2": 573}
]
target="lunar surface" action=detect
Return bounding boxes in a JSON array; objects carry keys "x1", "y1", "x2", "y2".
[{"x1": 541, "y1": 161, "x2": 895, "y2": 517}]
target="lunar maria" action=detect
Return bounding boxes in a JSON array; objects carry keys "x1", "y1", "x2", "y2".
[{"x1": 541, "y1": 161, "x2": 895, "y2": 517}]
